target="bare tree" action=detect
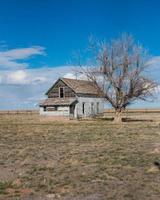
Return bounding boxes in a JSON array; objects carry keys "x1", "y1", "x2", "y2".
[{"x1": 77, "y1": 34, "x2": 157, "y2": 123}]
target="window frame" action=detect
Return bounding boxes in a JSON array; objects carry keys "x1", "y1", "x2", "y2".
[
  {"x1": 59, "y1": 87, "x2": 65, "y2": 98},
  {"x1": 97, "y1": 102, "x2": 99, "y2": 113},
  {"x1": 82, "y1": 102, "x2": 85, "y2": 114},
  {"x1": 43, "y1": 106, "x2": 46, "y2": 112},
  {"x1": 91, "y1": 102, "x2": 94, "y2": 114}
]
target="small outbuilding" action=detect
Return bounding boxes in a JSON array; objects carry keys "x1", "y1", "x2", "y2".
[{"x1": 39, "y1": 78, "x2": 104, "y2": 118}]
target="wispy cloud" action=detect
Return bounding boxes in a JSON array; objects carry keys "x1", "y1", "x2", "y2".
[
  {"x1": 0, "y1": 46, "x2": 45, "y2": 69},
  {"x1": 63, "y1": 72, "x2": 77, "y2": 79},
  {"x1": 146, "y1": 56, "x2": 160, "y2": 67},
  {"x1": 145, "y1": 57, "x2": 160, "y2": 88}
]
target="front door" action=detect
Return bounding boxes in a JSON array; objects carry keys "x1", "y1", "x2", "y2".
[{"x1": 70, "y1": 105, "x2": 75, "y2": 118}]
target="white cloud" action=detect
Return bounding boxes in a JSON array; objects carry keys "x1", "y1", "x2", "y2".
[
  {"x1": 7, "y1": 70, "x2": 29, "y2": 84},
  {"x1": 155, "y1": 85, "x2": 160, "y2": 94},
  {"x1": 0, "y1": 66, "x2": 76, "y2": 85},
  {"x1": 0, "y1": 46, "x2": 45, "y2": 69},
  {"x1": 32, "y1": 76, "x2": 47, "y2": 84},
  {"x1": 146, "y1": 57, "x2": 160, "y2": 79},
  {"x1": 63, "y1": 72, "x2": 76, "y2": 79},
  {"x1": 146, "y1": 56, "x2": 160, "y2": 67},
  {"x1": 0, "y1": 57, "x2": 28, "y2": 68},
  {"x1": 0, "y1": 45, "x2": 77, "y2": 109},
  {"x1": 0, "y1": 66, "x2": 76, "y2": 109},
  {"x1": 3, "y1": 70, "x2": 47, "y2": 85},
  {"x1": 63, "y1": 71, "x2": 88, "y2": 80}
]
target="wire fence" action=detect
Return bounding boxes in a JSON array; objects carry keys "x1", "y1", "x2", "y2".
[
  {"x1": 0, "y1": 109, "x2": 160, "y2": 115},
  {"x1": 0, "y1": 110, "x2": 39, "y2": 115}
]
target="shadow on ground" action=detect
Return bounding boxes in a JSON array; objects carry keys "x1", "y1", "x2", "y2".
[{"x1": 96, "y1": 117, "x2": 154, "y2": 122}]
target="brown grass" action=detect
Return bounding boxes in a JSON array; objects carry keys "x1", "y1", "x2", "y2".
[{"x1": 0, "y1": 113, "x2": 160, "y2": 200}]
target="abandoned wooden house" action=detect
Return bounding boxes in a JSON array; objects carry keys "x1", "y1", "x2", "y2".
[{"x1": 39, "y1": 77, "x2": 104, "y2": 118}]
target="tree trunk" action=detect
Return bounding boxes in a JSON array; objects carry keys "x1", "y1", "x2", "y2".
[{"x1": 113, "y1": 109, "x2": 122, "y2": 123}]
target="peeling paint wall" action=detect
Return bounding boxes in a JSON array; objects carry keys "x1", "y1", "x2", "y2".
[
  {"x1": 74, "y1": 97, "x2": 104, "y2": 118},
  {"x1": 40, "y1": 97, "x2": 104, "y2": 118},
  {"x1": 40, "y1": 106, "x2": 70, "y2": 116}
]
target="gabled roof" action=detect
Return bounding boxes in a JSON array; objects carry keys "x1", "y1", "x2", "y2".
[
  {"x1": 46, "y1": 77, "x2": 99, "y2": 96},
  {"x1": 39, "y1": 98, "x2": 77, "y2": 106}
]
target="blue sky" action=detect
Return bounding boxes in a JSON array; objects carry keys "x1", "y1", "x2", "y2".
[{"x1": 0, "y1": 0, "x2": 160, "y2": 109}]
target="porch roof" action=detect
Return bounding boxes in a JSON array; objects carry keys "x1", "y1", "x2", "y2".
[{"x1": 39, "y1": 98, "x2": 77, "y2": 106}]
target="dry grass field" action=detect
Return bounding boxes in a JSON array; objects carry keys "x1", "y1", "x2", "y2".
[{"x1": 0, "y1": 112, "x2": 160, "y2": 200}]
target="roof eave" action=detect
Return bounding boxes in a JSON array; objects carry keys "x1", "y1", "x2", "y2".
[
  {"x1": 76, "y1": 93, "x2": 99, "y2": 97},
  {"x1": 39, "y1": 99, "x2": 78, "y2": 107}
]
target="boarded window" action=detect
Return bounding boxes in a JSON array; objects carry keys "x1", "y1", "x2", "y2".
[
  {"x1": 91, "y1": 102, "x2": 94, "y2": 114},
  {"x1": 82, "y1": 102, "x2": 85, "y2": 114},
  {"x1": 46, "y1": 107, "x2": 57, "y2": 111},
  {"x1": 59, "y1": 87, "x2": 64, "y2": 98}
]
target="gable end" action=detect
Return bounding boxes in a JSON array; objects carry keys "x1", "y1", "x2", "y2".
[{"x1": 46, "y1": 78, "x2": 76, "y2": 98}]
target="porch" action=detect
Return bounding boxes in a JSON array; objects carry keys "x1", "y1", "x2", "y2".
[{"x1": 39, "y1": 98, "x2": 77, "y2": 118}]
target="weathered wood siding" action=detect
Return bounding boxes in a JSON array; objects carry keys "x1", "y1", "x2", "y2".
[
  {"x1": 74, "y1": 97, "x2": 104, "y2": 118},
  {"x1": 47, "y1": 80, "x2": 76, "y2": 98},
  {"x1": 40, "y1": 106, "x2": 70, "y2": 116}
]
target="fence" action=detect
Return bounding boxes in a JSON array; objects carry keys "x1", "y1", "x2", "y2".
[
  {"x1": 0, "y1": 110, "x2": 39, "y2": 115},
  {"x1": 0, "y1": 109, "x2": 160, "y2": 115}
]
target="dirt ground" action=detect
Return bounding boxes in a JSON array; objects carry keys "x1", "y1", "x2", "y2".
[{"x1": 0, "y1": 112, "x2": 160, "y2": 200}]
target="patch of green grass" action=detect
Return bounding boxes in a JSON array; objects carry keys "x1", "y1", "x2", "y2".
[{"x1": 0, "y1": 181, "x2": 11, "y2": 194}]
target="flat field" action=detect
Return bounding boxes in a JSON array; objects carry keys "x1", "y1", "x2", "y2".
[{"x1": 0, "y1": 112, "x2": 160, "y2": 200}]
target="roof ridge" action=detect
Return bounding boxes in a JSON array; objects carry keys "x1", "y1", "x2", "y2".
[
  {"x1": 46, "y1": 77, "x2": 99, "y2": 96},
  {"x1": 61, "y1": 77, "x2": 92, "y2": 83}
]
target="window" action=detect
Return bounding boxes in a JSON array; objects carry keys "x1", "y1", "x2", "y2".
[
  {"x1": 91, "y1": 102, "x2": 94, "y2": 114},
  {"x1": 82, "y1": 102, "x2": 85, "y2": 114},
  {"x1": 59, "y1": 87, "x2": 64, "y2": 98},
  {"x1": 47, "y1": 107, "x2": 57, "y2": 111},
  {"x1": 44, "y1": 106, "x2": 46, "y2": 112},
  {"x1": 97, "y1": 102, "x2": 99, "y2": 113}
]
